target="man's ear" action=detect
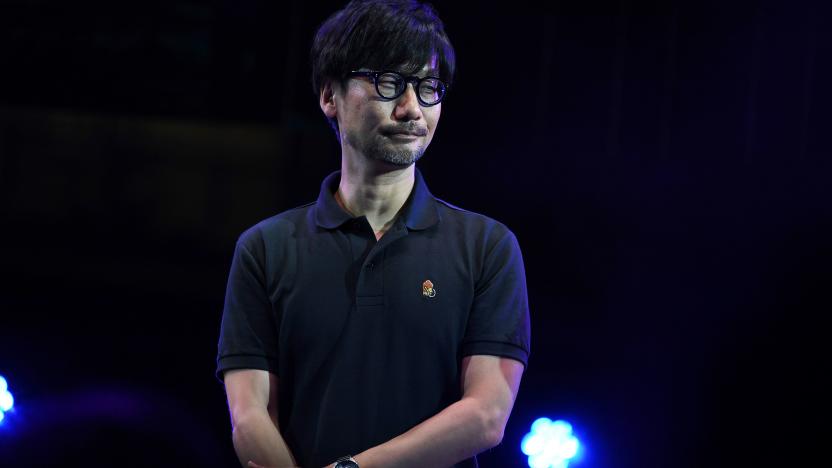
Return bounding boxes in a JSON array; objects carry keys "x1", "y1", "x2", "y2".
[{"x1": 319, "y1": 80, "x2": 338, "y2": 119}]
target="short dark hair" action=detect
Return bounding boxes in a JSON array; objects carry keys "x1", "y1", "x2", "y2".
[{"x1": 310, "y1": 0, "x2": 456, "y2": 134}]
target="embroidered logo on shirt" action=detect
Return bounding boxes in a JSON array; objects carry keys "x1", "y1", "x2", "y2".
[{"x1": 422, "y1": 280, "x2": 436, "y2": 298}]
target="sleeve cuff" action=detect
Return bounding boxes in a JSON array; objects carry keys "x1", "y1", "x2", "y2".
[
  {"x1": 215, "y1": 354, "x2": 279, "y2": 382},
  {"x1": 461, "y1": 340, "x2": 529, "y2": 368}
]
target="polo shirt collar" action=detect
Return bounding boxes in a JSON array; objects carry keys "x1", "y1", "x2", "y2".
[
  {"x1": 314, "y1": 168, "x2": 440, "y2": 231},
  {"x1": 314, "y1": 171, "x2": 352, "y2": 229}
]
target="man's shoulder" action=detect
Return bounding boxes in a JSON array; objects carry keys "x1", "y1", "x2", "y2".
[
  {"x1": 235, "y1": 201, "x2": 317, "y2": 248},
  {"x1": 433, "y1": 197, "x2": 516, "y2": 242},
  {"x1": 434, "y1": 196, "x2": 510, "y2": 230}
]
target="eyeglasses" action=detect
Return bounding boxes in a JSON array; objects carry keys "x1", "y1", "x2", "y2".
[{"x1": 346, "y1": 70, "x2": 447, "y2": 107}]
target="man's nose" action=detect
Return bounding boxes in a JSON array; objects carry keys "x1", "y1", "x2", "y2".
[{"x1": 393, "y1": 83, "x2": 422, "y2": 121}]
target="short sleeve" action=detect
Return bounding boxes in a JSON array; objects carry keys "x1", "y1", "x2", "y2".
[
  {"x1": 461, "y1": 229, "x2": 531, "y2": 367},
  {"x1": 216, "y1": 230, "x2": 280, "y2": 381}
]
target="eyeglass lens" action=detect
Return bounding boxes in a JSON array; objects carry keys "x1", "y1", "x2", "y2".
[{"x1": 376, "y1": 73, "x2": 444, "y2": 105}]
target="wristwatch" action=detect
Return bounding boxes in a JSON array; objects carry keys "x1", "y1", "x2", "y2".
[{"x1": 333, "y1": 455, "x2": 359, "y2": 468}]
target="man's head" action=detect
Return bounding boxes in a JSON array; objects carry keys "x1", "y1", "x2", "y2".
[{"x1": 311, "y1": 0, "x2": 456, "y2": 167}]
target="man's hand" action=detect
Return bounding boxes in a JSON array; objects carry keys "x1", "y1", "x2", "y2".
[
  {"x1": 245, "y1": 461, "x2": 322, "y2": 468},
  {"x1": 245, "y1": 462, "x2": 300, "y2": 468}
]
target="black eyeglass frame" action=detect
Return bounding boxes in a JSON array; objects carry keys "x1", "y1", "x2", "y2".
[{"x1": 345, "y1": 70, "x2": 447, "y2": 107}]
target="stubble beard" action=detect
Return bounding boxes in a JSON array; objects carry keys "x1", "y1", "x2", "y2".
[{"x1": 353, "y1": 131, "x2": 426, "y2": 167}]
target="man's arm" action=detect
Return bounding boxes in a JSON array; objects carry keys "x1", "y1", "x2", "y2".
[
  {"x1": 346, "y1": 355, "x2": 524, "y2": 468},
  {"x1": 225, "y1": 369, "x2": 298, "y2": 468}
]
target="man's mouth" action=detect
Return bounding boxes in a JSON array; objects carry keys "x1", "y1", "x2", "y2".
[{"x1": 383, "y1": 128, "x2": 427, "y2": 137}]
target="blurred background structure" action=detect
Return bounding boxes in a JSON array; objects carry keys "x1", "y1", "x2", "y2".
[{"x1": 0, "y1": 0, "x2": 829, "y2": 466}]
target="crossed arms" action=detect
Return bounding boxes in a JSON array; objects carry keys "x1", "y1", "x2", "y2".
[{"x1": 224, "y1": 354, "x2": 524, "y2": 468}]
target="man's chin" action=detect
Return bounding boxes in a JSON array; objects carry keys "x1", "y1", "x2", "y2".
[
  {"x1": 380, "y1": 151, "x2": 422, "y2": 166},
  {"x1": 369, "y1": 146, "x2": 424, "y2": 167},
  {"x1": 359, "y1": 135, "x2": 426, "y2": 167}
]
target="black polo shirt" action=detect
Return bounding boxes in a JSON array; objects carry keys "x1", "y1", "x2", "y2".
[{"x1": 217, "y1": 169, "x2": 530, "y2": 468}]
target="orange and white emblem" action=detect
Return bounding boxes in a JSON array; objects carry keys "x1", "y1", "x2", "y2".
[{"x1": 422, "y1": 280, "x2": 436, "y2": 298}]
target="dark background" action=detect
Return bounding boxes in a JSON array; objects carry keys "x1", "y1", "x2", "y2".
[{"x1": 0, "y1": 0, "x2": 828, "y2": 466}]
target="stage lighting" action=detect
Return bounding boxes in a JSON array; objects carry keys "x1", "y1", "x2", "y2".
[
  {"x1": 0, "y1": 374, "x2": 13, "y2": 421},
  {"x1": 521, "y1": 417, "x2": 581, "y2": 468},
  {"x1": 0, "y1": 389, "x2": 13, "y2": 412}
]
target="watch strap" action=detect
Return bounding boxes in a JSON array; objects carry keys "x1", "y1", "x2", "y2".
[{"x1": 333, "y1": 455, "x2": 359, "y2": 468}]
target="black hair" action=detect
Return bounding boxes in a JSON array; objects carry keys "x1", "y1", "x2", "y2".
[{"x1": 310, "y1": 0, "x2": 456, "y2": 135}]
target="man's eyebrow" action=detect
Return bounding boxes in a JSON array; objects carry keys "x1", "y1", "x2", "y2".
[
  {"x1": 422, "y1": 68, "x2": 441, "y2": 77},
  {"x1": 381, "y1": 67, "x2": 441, "y2": 78}
]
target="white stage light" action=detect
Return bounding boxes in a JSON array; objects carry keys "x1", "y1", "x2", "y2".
[{"x1": 521, "y1": 417, "x2": 581, "y2": 468}]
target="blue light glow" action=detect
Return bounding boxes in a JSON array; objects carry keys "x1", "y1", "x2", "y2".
[
  {"x1": 0, "y1": 389, "x2": 13, "y2": 412},
  {"x1": 521, "y1": 417, "x2": 581, "y2": 468},
  {"x1": 0, "y1": 374, "x2": 13, "y2": 423}
]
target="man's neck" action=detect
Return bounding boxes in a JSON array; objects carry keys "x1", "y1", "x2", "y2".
[{"x1": 336, "y1": 153, "x2": 415, "y2": 240}]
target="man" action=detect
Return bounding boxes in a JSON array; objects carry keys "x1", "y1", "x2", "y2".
[{"x1": 216, "y1": 1, "x2": 531, "y2": 467}]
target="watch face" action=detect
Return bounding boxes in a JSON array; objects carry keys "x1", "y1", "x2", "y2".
[{"x1": 334, "y1": 462, "x2": 359, "y2": 468}]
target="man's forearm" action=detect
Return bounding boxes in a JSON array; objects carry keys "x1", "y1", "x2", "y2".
[
  {"x1": 350, "y1": 397, "x2": 503, "y2": 468},
  {"x1": 232, "y1": 408, "x2": 297, "y2": 468}
]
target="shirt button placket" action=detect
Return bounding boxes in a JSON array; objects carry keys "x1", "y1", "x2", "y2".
[{"x1": 358, "y1": 256, "x2": 383, "y2": 298}]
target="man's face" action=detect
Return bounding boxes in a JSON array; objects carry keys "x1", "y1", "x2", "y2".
[{"x1": 329, "y1": 58, "x2": 442, "y2": 167}]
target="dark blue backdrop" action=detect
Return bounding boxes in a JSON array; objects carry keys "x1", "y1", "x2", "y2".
[{"x1": 0, "y1": 1, "x2": 828, "y2": 466}]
